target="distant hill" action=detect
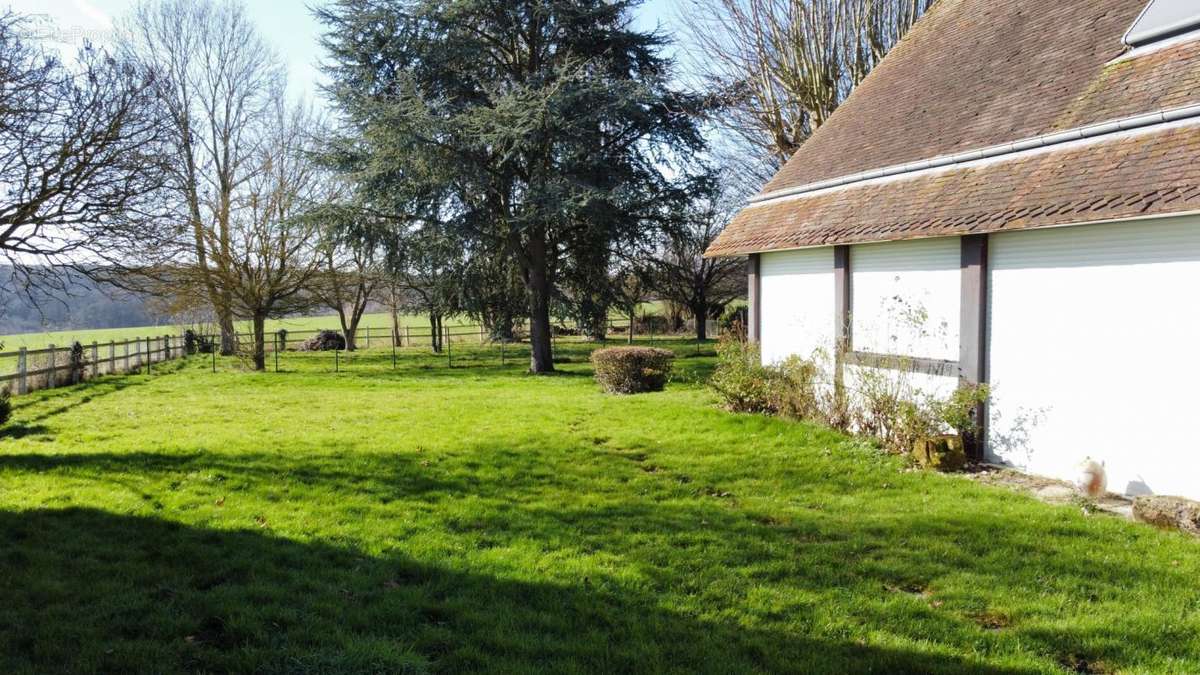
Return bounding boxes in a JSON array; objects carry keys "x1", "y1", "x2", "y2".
[{"x1": 0, "y1": 269, "x2": 165, "y2": 335}]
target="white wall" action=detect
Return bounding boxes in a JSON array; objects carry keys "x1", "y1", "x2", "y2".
[
  {"x1": 988, "y1": 215, "x2": 1200, "y2": 500},
  {"x1": 851, "y1": 238, "x2": 961, "y2": 361},
  {"x1": 759, "y1": 248, "x2": 835, "y2": 365}
]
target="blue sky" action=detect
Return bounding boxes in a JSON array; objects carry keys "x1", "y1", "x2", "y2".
[{"x1": 4, "y1": 0, "x2": 687, "y2": 101}]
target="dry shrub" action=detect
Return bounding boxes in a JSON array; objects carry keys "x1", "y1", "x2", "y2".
[{"x1": 591, "y1": 347, "x2": 675, "y2": 394}]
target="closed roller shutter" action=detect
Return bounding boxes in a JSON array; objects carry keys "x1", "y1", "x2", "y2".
[
  {"x1": 988, "y1": 215, "x2": 1200, "y2": 500},
  {"x1": 759, "y1": 248, "x2": 834, "y2": 365},
  {"x1": 851, "y1": 237, "x2": 960, "y2": 361}
]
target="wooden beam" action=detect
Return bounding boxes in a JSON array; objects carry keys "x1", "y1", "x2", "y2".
[
  {"x1": 959, "y1": 234, "x2": 989, "y2": 461},
  {"x1": 747, "y1": 253, "x2": 761, "y2": 343},
  {"x1": 845, "y1": 350, "x2": 960, "y2": 378},
  {"x1": 833, "y1": 246, "x2": 852, "y2": 385}
]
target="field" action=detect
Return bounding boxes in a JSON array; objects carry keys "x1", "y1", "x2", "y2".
[
  {"x1": 0, "y1": 311, "x2": 466, "y2": 353},
  {"x1": 1, "y1": 341, "x2": 1198, "y2": 673}
]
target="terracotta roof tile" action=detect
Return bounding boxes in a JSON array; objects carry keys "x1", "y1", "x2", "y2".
[{"x1": 707, "y1": 124, "x2": 1200, "y2": 257}]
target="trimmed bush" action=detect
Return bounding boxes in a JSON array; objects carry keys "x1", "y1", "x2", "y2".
[
  {"x1": 298, "y1": 330, "x2": 346, "y2": 352},
  {"x1": 0, "y1": 388, "x2": 10, "y2": 427},
  {"x1": 591, "y1": 347, "x2": 675, "y2": 394}
]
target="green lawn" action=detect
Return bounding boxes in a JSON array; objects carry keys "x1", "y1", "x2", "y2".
[{"x1": 0, "y1": 341, "x2": 1197, "y2": 673}]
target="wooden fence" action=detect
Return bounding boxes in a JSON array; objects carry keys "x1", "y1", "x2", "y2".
[{"x1": 0, "y1": 335, "x2": 186, "y2": 397}]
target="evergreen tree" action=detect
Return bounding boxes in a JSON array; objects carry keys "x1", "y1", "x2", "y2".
[{"x1": 318, "y1": 0, "x2": 704, "y2": 372}]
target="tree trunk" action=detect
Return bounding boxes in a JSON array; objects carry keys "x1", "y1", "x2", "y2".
[
  {"x1": 338, "y1": 306, "x2": 358, "y2": 352},
  {"x1": 429, "y1": 313, "x2": 443, "y2": 353},
  {"x1": 523, "y1": 246, "x2": 555, "y2": 373},
  {"x1": 391, "y1": 307, "x2": 402, "y2": 347},
  {"x1": 251, "y1": 314, "x2": 266, "y2": 371},
  {"x1": 218, "y1": 309, "x2": 237, "y2": 356},
  {"x1": 694, "y1": 291, "x2": 708, "y2": 341}
]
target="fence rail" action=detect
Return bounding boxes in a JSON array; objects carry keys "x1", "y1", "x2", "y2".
[{"x1": 0, "y1": 334, "x2": 187, "y2": 397}]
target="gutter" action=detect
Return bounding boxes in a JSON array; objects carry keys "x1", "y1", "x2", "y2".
[{"x1": 748, "y1": 103, "x2": 1200, "y2": 207}]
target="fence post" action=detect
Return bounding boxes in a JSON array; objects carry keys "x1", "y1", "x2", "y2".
[
  {"x1": 391, "y1": 332, "x2": 397, "y2": 369},
  {"x1": 146, "y1": 337, "x2": 152, "y2": 374},
  {"x1": 47, "y1": 345, "x2": 56, "y2": 388},
  {"x1": 274, "y1": 333, "x2": 279, "y2": 373},
  {"x1": 109, "y1": 341, "x2": 115, "y2": 374},
  {"x1": 124, "y1": 341, "x2": 130, "y2": 372},
  {"x1": 17, "y1": 347, "x2": 27, "y2": 395},
  {"x1": 500, "y1": 338, "x2": 505, "y2": 366},
  {"x1": 365, "y1": 327, "x2": 371, "y2": 349},
  {"x1": 335, "y1": 349, "x2": 339, "y2": 373},
  {"x1": 446, "y1": 326, "x2": 452, "y2": 368},
  {"x1": 211, "y1": 338, "x2": 216, "y2": 373},
  {"x1": 91, "y1": 342, "x2": 99, "y2": 379},
  {"x1": 405, "y1": 326, "x2": 410, "y2": 347}
]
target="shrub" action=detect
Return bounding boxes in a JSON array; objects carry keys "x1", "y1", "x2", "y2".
[
  {"x1": 590, "y1": 346, "x2": 675, "y2": 394},
  {"x1": 69, "y1": 341, "x2": 86, "y2": 384},
  {"x1": 708, "y1": 334, "x2": 774, "y2": 413},
  {"x1": 298, "y1": 330, "x2": 346, "y2": 352},
  {"x1": 768, "y1": 355, "x2": 823, "y2": 421},
  {"x1": 185, "y1": 330, "x2": 215, "y2": 355},
  {"x1": 719, "y1": 306, "x2": 747, "y2": 334},
  {"x1": 0, "y1": 388, "x2": 10, "y2": 427}
]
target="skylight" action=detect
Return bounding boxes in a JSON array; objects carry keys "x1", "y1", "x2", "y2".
[{"x1": 1125, "y1": 0, "x2": 1200, "y2": 47}]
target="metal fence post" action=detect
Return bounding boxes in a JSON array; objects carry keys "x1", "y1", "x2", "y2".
[
  {"x1": 446, "y1": 326, "x2": 452, "y2": 368},
  {"x1": 391, "y1": 332, "x2": 397, "y2": 369},
  {"x1": 405, "y1": 325, "x2": 410, "y2": 347},
  {"x1": 274, "y1": 333, "x2": 279, "y2": 373},
  {"x1": 17, "y1": 347, "x2": 27, "y2": 395},
  {"x1": 91, "y1": 342, "x2": 99, "y2": 379},
  {"x1": 365, "y1": 327, "x2": 371, "y2": 349},
  {"x1": 47, "y1": 344, "x2": 56, "y2": 388}
]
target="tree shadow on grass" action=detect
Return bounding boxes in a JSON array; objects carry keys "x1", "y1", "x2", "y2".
[{"x1": 0, "y1": 507, "x2": 1033, "y2": 674}]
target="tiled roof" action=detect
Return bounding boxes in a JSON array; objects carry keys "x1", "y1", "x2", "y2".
[
  {"x1": 708, "y1": 0, "x2": 1200, "y2": 257},
  {"x1": 760, "y1": 0, "x2": 1200, "y2": 197},
  {"x1": 706, "y1": 123, "x2": 1200, "y2": 257}
]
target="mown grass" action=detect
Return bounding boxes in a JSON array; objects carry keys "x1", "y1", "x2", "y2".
[{"x1": 0, "y1": 340, "x2": 1197, "y2": 674}]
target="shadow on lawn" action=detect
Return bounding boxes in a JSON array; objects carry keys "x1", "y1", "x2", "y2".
[{"x1": 0, "y1": 507, "x2": 1033, "y2": 675}]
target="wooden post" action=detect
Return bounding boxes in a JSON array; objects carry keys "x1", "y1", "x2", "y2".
[
  {"x1": 960, "y1": 234, "x2": 990, "y2": 462},
  {"x1": 747, "y1": 253, "x2": 762, "y2": 343},
  {"x1": 108, "y1": 341, "x2": 115, "y2": 374},
  {"x1": 365, "y1": 327, "x2": 371, "y2": 349},
  {"x1": 833, "y1": 245, "x2": 852, "y2": 387},
  {"x1": 16, "y1": 347, "x2": 27, "y2": 395},
  {"x1": 146, "y1": 337, "x2": 152, "y2": 373},
  {"x1": 124, "y1": 341, "x2": 130, "y2": 372},
  {"x1": 90, "y1": 342, "x2": 99, "y2": 379},
  {"x1": 405, "y1": 325, "x2": 410, "y2": 347},
  {"x1": 391, "y1": 332, "x2": 397, "y2": 369},
  {"x1": 47, "y1": 345, "x2": 56, "y2": 388}
]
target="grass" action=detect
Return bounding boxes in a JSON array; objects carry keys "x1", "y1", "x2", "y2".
[{"x1": 0, "y1": 340, "x2": 1197, "y2": 673}]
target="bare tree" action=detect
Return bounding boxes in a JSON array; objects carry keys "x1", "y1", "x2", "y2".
[
  {"x1": 121, "y1": 0, "x2": 285, "y2": 355},
  {"x1": 650, "y1": 184, "x2": 746, "y2": 341},
  {"x1": 0, "y1": 11, "x2": 169, "y2": 300},
  {"x1": 683, "y1": 0, "x2": 934, "y2": 161},
  {"x1": 220, "y1": 99, "x2": 327, "y2": 370},
  {"x1": 311, "y1": 217, "x2": 383, "y2": 352}
]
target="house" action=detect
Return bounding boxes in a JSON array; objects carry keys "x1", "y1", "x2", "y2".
[{"x1": 706, "y1": 0, "x2": 1200, "y2": 500}]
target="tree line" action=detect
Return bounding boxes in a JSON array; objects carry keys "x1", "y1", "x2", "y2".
[{"x1": 0, "y1": 0, "x2": 932, "y2": 372}]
